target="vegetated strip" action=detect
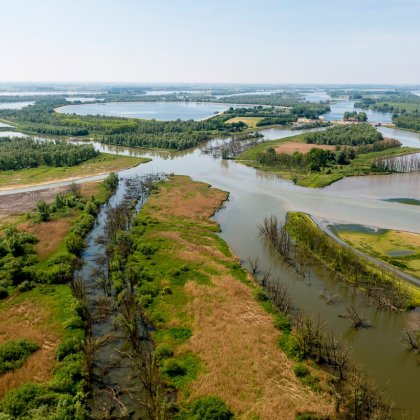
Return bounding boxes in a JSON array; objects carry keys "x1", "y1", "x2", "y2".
[
  {"x1": 0, "y1": 175, "x2": 118, "y2": 418},
  {"x1": 124, "y1": 175, "x2": 334, "y2": 418},
  {"x1": 286, "y1": 212, "x2": 418, "y2": 310}
]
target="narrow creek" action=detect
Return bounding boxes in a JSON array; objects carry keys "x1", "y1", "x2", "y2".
[{"x1": 77, "y1": 176, "x2": 164, "y2": 418}]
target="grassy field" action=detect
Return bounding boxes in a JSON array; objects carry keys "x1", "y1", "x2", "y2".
[
  {"x1": 236, "y1": 133, "x2": 419, "y2": 188},
  {"x1": 0, "y1": 153, "x2": 149, "y2": 189},
  {"x1": 335, "y1": 226, "x2": 420, "y2": 280},
  {"x1": 225, "y1": 116, "x2": 263, "y2": 128},
  {"x1": 0, "y1": 180, "x2": 108, "y2": 405},
  {"x1": 131, "y1": 176, "x2": 334, "y2": 418},
  {"x1": 0, "y1": 285, "x2": 78, "y2": 398}
]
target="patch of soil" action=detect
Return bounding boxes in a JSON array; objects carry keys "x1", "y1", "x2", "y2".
[
  {"x1": 275, "y1": 142, "x2": 336, "y2": 155},
  {"x1": 19, "y1": 218, "x2": 74, "y2": 259}
]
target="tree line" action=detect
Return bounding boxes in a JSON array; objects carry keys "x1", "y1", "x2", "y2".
[
  {"x1": 0, "y1": 137, "x2": 98, "y2": 170},
  {"x1": 306, "y1": 123, "x2": 383, "y2": 146}
]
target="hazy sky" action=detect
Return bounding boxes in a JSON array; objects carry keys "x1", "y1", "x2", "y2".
[{"x1": 1, "y1": 0, "x2": 419, "y2": 84}]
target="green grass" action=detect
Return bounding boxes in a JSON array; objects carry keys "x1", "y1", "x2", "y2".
[
  {"x1": 0, "y1": 153, "x2": 149, "y2": 188},
  {"x1": 236, "y1": 132, "x2": 419, "y2": 188}
]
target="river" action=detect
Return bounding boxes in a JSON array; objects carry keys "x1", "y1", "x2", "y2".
[
  {"x1": 3, "y1": 99, "x2": 420, "y2": 416},
  {"x1": 90, "y1": 124, "x2": 419, "y2": 416}
]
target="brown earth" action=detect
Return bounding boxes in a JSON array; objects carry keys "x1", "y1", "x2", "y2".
[
  {"x1": 0, "y1": 301, "x2": 59, "y2": 398},
  {"x1": 18, "y1": 218, "x2": 75, "y2": 259},
  {"x1": 275, "y1": 142, "x2": 336, "y2": 155}
]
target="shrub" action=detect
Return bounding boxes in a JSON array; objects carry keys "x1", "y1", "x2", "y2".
[
  {"x1": 65, "y1": 233, "x2": 85, "y2": 256},
  {"x1": 188, "y1": 396, "x2": 234, "y2": 419},
  {"x1": 253, "y1": 288, "x2": 269, "y2": 302},
  {"x1": 0, "y1": 383, "x2": 43, "y2": 417},
  {"x1": 294, "y1": 362, "x2": 310, "y2": 378},
  {"x1": 154, "y1": 344, "x2": 174, "y2": 361},
  {"x1": 56, "y1": 337, "x2": 81, "y2": 362},
  {"x1": 0, "y1": 339, "x2": 40, "y2": 374},
  {"x1": 168, "y1": 327, "x2": 192, "y2": 341},
  {"x1": 0, "y1": 287, "x2": 9, "y2": 299},
  {"x1": 162, "y1": 359, "x2": 187, "y2": 377}
]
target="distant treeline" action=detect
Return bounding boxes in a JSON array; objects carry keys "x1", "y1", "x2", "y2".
[
  {"x1": 216, "y1": 94, "x2": 331, "y2": 118},
  {"x1": 0, "y1": 98, "x2": 247, "y2": 150},
  {"x1": 306, "y1": 123, "x2": 382, "y2": 146},
  {"x1": 0, "y1": 137, "x2": 98, "y2": 170}
]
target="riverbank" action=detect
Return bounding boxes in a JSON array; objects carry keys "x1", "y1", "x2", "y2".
[
  {"x1": 131, "y1": 175, "x2": 335, "y2": 418},
  {"x1": 286, "y1": 212, "x2": 420, "y2": 309},
  {"x1": 0, "y1": 153, "x2": 149, "y2": 190},
  {"x1": 236, "y1": 132, "x2": 419, "y2": 188}
]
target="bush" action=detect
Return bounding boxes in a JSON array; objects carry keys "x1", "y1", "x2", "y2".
[
  {"x1": 0, "y1": 339, "x2": 40, "y2": 374},
  {"x1": 0, "y1": 287, "x2": 9, "y2": 299},
  {"x1": 154, "y1": 344, "x2": 174, "y2": 361},
  {"x1": 162, "y1": 359, "x2": 187, "y2": 377},
  {"x1": 0, "y1": 383, "x2": 43, "y2": 417},
  {"x1": 65, "y1": 233, "x2": 85, "y2": 256},
  {"x1": 188, "y1": 396, "x2": 234, "y2": 419},
  {"x1": 56, "y1": 337, "x2": 81, "y2": 362},
  {"x1": 253, "y1": 289, "x2": 269, "y2": 302},
  {"x1": 168, "y1": 327, "x2": 192, "y2": 341},
  {"x1": 294, "y1": 362, "x2": 310, "y2": 378}
]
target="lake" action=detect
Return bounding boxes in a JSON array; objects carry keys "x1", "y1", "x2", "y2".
[{"x1": 55, "y1": 101, "x2": 236, "y2": 121}]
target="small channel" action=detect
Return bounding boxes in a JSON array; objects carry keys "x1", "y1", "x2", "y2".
[{"x1": 77, "y1": 177, "x2": 161, "y2": 418}]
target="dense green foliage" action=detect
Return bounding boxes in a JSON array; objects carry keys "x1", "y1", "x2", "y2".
[
  {"x1": 0, "y1": 137, "x2": 98, "y2": 170},
  {"x1": 306, "y1": 123, "x2": 382, "y2": 146},
  {"x1": 179, "y1": 396, "x2": 234, "y2": 419},
  {"x1": 0, "y1": 228, "x2": 38, "y2": 291},
  {"x1": 393, "y1": 113, "x2": 420, "y2": 131},
  {"x1": 343, "y1": 111, "x2": 367, "y2": 122},
  {"x1": 257, "y1": 147, "x2": 355, "y2": 172},
  {"x1": 256, "y1": 115, "x2": 297, "y2": 126},
  {"x1": 0, "y1": 339, "x2": 40, "y2": 374}
]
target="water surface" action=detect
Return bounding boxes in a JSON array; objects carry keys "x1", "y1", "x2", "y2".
[{"x1": 56, "y1": 101, "x2": 236, "y2": 121}]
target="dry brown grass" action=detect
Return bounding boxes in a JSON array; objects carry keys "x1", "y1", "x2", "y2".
[
  {"x1": 18, "y1": 218, "x2": 75, "y2": 259},
  {"x1": 182, "y1": 276, "x2": 334, "y2": 419},
  {"x1": 275, "y1": 142, "x2": 336, "y2": 155},
  {"x1": 145, "y1": 176, "x2": 335, "y2": 419},
  {"x1": 0, "y1": 301, "x2": 59, "y2": 397},
  {"x1": 152, "y1": 176, "x2": 228, "y2": 222},
  {"x1": 79, "y1": 181, "x2": 102, "y2": 199}
]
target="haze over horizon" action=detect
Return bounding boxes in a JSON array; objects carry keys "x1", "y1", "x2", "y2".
[{"x1": 2, "y1": 0, "x2": 419, "y2": 85}]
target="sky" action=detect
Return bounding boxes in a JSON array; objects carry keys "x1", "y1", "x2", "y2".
[{"x1": 1, "y1": 0, "x2": 419, "y2": 84}]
